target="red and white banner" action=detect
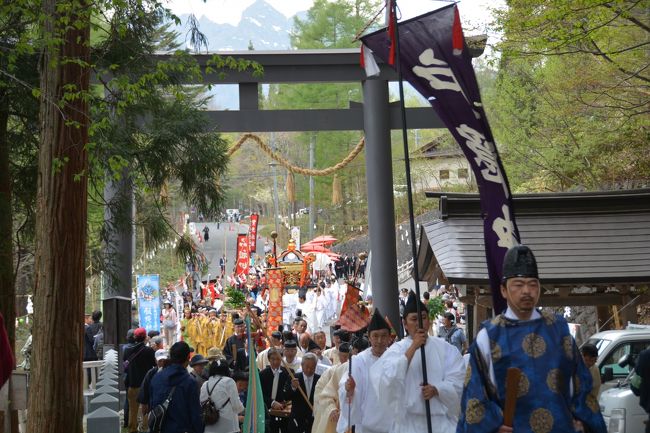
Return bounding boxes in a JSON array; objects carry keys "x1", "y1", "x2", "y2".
[
  {"x1": 337, "y1": 283, "x2": 370, "y2": 332},
  {"x1": 235, "y1": 234, "x2": 250, "y2": 277},
  {"x1": 265, "y1": 268, "x2": 284, "y2": 337},
  {"x1": 248, "y1": 213, "x2": 259, "y2": 255}
]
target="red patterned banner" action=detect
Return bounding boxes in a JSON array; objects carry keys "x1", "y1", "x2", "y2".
[
  {"x1": 337, "y1": 283, "x2": 370, "y2": 332},
  {"x1": 248, "y1": 213, "x2": 259, "y2": 255},
  {"x1": 266, "y1": 268, "x2": 284, "y2": 336},
  {"x1": 236, "y1": 234, "x2": 250, "y2": 277}
]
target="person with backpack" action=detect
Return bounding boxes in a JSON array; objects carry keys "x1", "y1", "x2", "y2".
[
  {"x1": 138, "y1": 349, "x2": 170, "y2": 432},
  {"x1": 124, "y1": 327, "x2": 156, "y2": 433},
  {"x1": 149, "y1": 341, "x2": 202, "y2": 433},
  {"x1": 200, "y1": 357, "x2": 244, "y2": 433}
]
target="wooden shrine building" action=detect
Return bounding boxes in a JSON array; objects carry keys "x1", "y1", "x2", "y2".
[{"x1": 416, "y1": 189, "x2": 650, "y2": 339}]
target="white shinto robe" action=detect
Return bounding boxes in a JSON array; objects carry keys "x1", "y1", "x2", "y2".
[
  {"x1": 336, "y1": 348, "x2": 386, "y2": 433},
  {"x1": 369, "y1": 336, "x2": 465, "y2": 433}
]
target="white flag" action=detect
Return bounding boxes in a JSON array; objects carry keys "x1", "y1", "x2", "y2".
[{"x1": 360, "y1": 44, "x2": 380, "y2": 77}]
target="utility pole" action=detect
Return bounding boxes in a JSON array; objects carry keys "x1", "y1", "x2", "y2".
[{"x1": 309, "y1": 133, "x2": 315, "y2": 239}]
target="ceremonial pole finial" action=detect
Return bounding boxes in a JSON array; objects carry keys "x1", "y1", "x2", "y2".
[{"x1": 271, "y1": 231, "x2": 278, "y2": 262}]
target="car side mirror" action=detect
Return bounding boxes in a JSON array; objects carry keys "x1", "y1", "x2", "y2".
[{"x1": 602, "y1": 367, "x2": 614, "y2": 382}]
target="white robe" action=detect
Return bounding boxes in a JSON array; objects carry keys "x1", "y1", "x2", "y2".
[
  {"x1": 369, "y1": 336, "x2": 465, "y2": 433},
  {"x1": 313, "y1": 362, "x2": 349, "y2": 433},
  {"x1": 313, "y1": 293, "x2": 327, "y2": 331},
  {"x1": 282, "y1": 292, "x2": 298, "y2": 326},
  {"x1": 336, "y1": 348, "x2": 386, "y2": 433},
  {"x1": 324, "y1": 285, "x2": 338, "y2": 322}
]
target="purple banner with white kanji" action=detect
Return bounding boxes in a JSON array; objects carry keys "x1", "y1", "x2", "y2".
[{"x1": 361, "y1": 4, "x2": 520, "y2": 313}]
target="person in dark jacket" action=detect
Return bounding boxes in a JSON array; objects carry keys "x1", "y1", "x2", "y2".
[
  {"x1": 137, "y1": 349, "x2": 169, "y2": 431},
  {"x1": 124, "y1": 327, "x2": 156, "y2": 433},
  {"x1": 149, "y1": 341, "x2": 203, "y2": 433},
  {"x1": 633, "y1": 347, "x2": 650, "y2": 432},
  {"x1": 222, "y1": 318, "x2": 246, "y2": 366},
  {"x1": 83, "y1": 310, "x2": 103, "y2": 361},
  {"x1": 284, "y1": 353, "x2": 320, "y2": 433},
  {"x1": 122, "y1": 328, "x2": 136, "y2": 428},
  {"x1": 260, "y1": 348, "x2": 291, "y2": 433},
  {"x1": 189, "y1": 354, "x2": 208, "y2": 392}
]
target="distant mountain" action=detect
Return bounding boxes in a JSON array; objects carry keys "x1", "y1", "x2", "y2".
[
  {"x1": 169, "y1": 1, "x2": 307, "y2": 110},
  {"x1": 172, "y1": 0, "x2": 301, "y2": 51}
]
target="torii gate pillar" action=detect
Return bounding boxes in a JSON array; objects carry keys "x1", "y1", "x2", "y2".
[{"x1": 363, "y1": 78, "x2": 401, "y2": 337}]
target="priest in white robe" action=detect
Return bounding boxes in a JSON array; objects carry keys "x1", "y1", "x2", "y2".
[
  {"x1": 369, "y1": 292, "x2": 465, "y2": 433},
  {"x1": 312, "y1": 342, "x2": 351, "y2": 433},
  {"x1": 336, "y1": 309, "x2": 392, "y2": 433},
  {"x1": 282, "y1": 290, "x2": 298, "y2": 327}
]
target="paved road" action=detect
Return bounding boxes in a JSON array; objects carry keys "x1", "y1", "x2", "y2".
[{"x1": 191, "y1": 221, "x2": 265, "y2": 279}]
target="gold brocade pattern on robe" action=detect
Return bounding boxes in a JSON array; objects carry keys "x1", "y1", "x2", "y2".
[
  {"x1": 529, "y1": 407, "x2": 554, "y2": 433},
  {"x1": 465, "y1": 398, "x2": 486, "y2": 424},
  {"x1": 522, "y1": 333, "x2": 546, "y2": 358},
  {"x1": 546, "y1": 368, "x2": 563, "y2": 394},
  {"x1": 517, "y1": 372, "x2": 530, "y2": 398}
]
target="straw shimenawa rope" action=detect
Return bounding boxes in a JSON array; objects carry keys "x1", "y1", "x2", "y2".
[{"x1": 227, "y1": 133, "x2": 365, "y2": 177}]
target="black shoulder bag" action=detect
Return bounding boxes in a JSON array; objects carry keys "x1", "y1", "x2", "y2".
[
  {"x1": 202, "y1": 377, "x2": 231, "y2": 425},
  {"x1": 148, "y1": 385, "x2": 177, "y2": 433}
]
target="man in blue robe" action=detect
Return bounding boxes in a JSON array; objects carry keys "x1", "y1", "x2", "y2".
[{"x1": 457, "y1": 245, "x2": 606, "y2": 433}]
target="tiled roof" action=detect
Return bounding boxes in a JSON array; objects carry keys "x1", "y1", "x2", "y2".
[{"x1": 418, "y1": 189, "x2": 650, "y2": 285}]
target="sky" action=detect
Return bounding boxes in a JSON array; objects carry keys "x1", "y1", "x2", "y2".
[{"x1": 165, "y1": 0, "x2": 505, "y2": 41}]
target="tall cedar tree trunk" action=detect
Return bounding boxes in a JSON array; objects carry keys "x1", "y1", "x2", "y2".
[
  {"x1": 0, "y1": 95, "x2": 13, "y2": 349},
  {"x1": 27, "y1": 0, "x2": 90, "y2": 431},
  {"x1": 0, "y1": 83, "x2": 17, "y2": 433}
]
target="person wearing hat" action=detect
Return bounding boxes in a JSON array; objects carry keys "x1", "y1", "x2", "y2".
[
  {"x1": 256, "y1": 330, "x2": 284, "y2": 371},
  {"x1": 206, "y1": 346, "x2": 224, "y2": 362},
  {"x1": 457, "y1": 245, "x2": 606, "y2": 433},
  {"x1": 337, "y1": 309, "x2": 393, "y2": 433},
  {"x1": 312, "y1": 342, "x2": 351, "y2": 433},
  {"x1": 189, "y1": 354, "x2": 209, "y2": 392},
  {"x1": 222, "y1": 317, "x2": 246, "y2": 366},
  {"x1": 368, "y1": 291, "x2": 465, "y2": 433},
  {"x1": 283, "y1": 339, "x2": 302, "y2": 373},
  {"x1": 205, "y1": 308, "x2": 223, "y2": 350},
  {"x1": 123, "y1": 327, "x2": 156, "y2": 433},
  {"x1": 137, "y1": 349, "x2": 169, "y2": 431},
  {"x1": 149, "y1": 341, "x2": 202, "y2": 433},
  {"x1": 161, "y1": 299, "x2": 178, "y2": 347}
]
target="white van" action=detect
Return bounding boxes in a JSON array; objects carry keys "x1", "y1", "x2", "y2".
[
  {"x1": 585, "y1": 325, "x2": 650, "y2": 433},
  {"x1": 225, "y1": 209, "x2": 240, "y2": 222}
]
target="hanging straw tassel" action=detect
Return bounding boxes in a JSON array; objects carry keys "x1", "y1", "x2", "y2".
[
  {"x1": 332, "y1": 174, "x2": 343, "y2": 205},
  {"x1": 286, "y1": 170, "x2": 296, "y2": 203},
  {"x1": 159, "y1": 181, "x2": 169, "y2": 206}
]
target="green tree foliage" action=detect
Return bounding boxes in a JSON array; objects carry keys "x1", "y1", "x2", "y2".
[
  {"x1": 487, "y1": 0, "x2": 649, "y2": 191},
  {"x1": 0, "y1": 3, "x2": 261, "y2": 417},
  {"x1": 0, "y1": 0, "x2": 40, "y2": 349}
]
